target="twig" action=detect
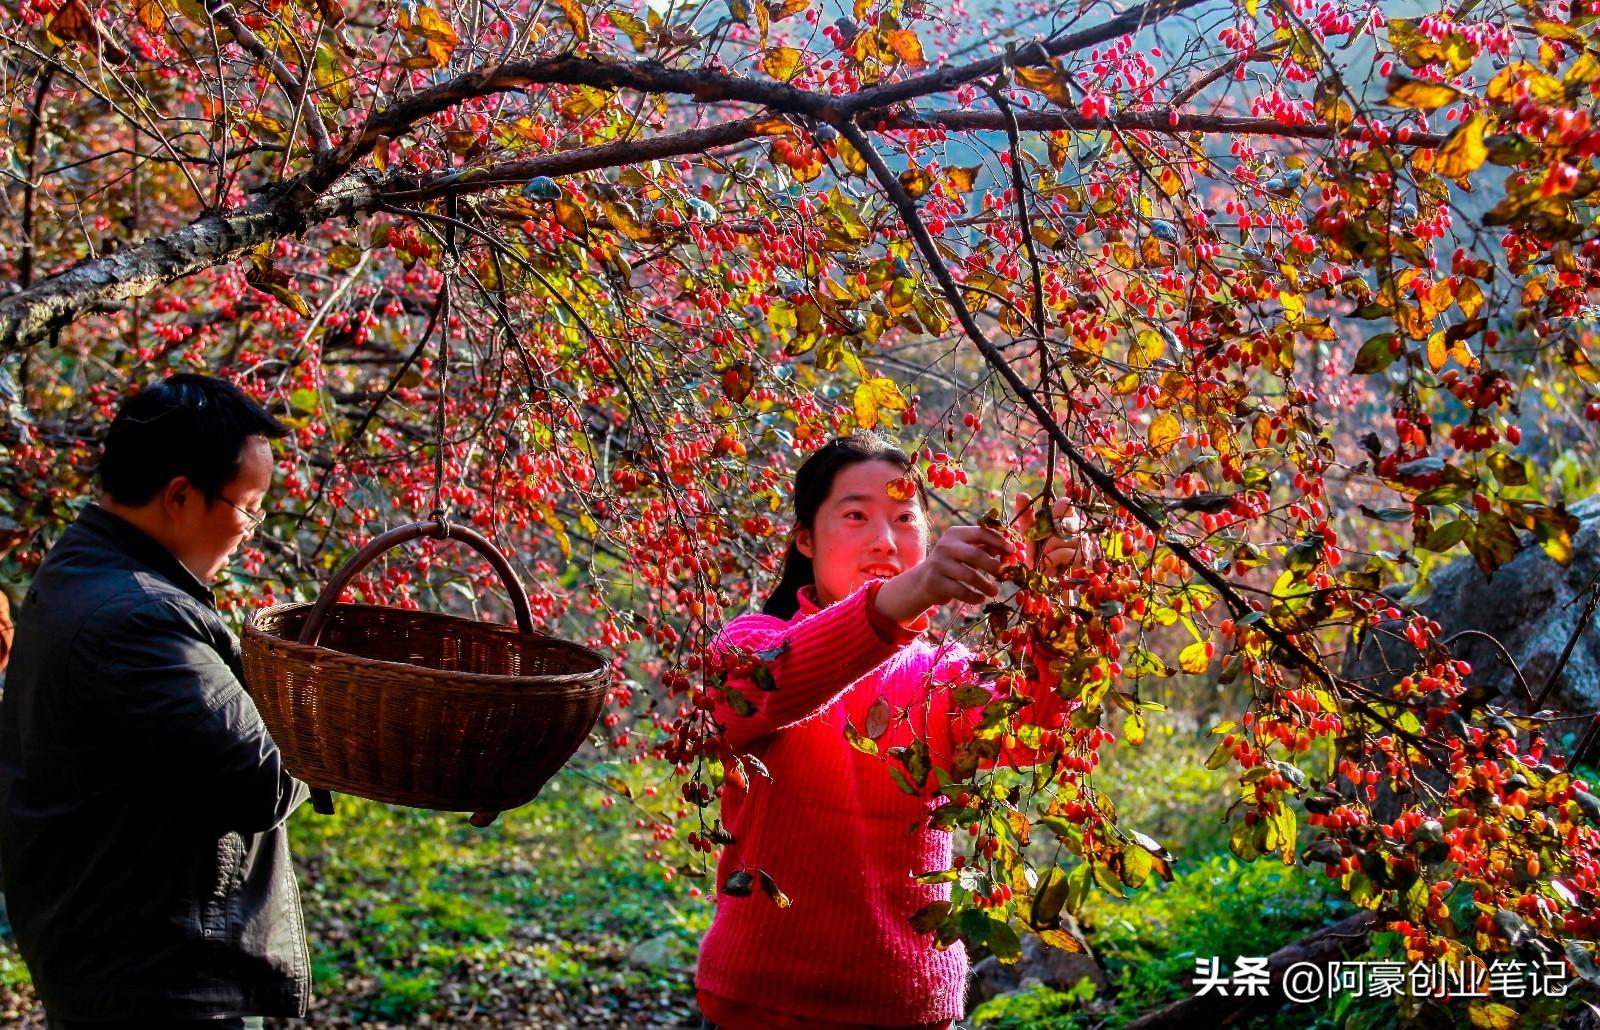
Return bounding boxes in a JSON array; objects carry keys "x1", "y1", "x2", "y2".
[
  {"x1": 1441, "y1": 629, "x2": 1533, "y2": 709},
  {"x1": 834, "y1": 117, "x2": 1338, "y2": 692},
  {"x1": 206, "y1": 0, "x2": 332, "y2": 153},
  {"x1": 1533, "y1": 572, "x2": 1600, "y2": 710}
]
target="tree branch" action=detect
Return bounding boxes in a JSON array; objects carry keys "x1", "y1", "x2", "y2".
[
  {"x1": 835, "y1": 116, "x2": 1339, "y2": 691},
  {"x1": 206, "y1": 0, "x2": 332, "y2": 153}
]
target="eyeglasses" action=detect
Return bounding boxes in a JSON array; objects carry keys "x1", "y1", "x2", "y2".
[{"x1": 221, "y1": 497, "x2": 267, "y2": 535}]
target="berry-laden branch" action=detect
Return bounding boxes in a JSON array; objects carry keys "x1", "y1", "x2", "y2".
[
  {"x1": 833, "y1": 116, "x2": 1340, "y2": 692},
  {"x1": 1, "y1": 0, "x2": 1475, "y2": 361}
]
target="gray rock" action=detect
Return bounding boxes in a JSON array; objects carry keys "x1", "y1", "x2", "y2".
[
  {"x1": 626, "y1": 933, "x2": 691, "y2": 973},
  {"x1": 967, "y1": 916, "x2": 1108, "y2": 1011},
  {"x1": 1343, "y1": 495, "x2": 1600, "y2": 713}
]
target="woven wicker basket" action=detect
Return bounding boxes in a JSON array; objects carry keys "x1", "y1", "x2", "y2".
[{"x1": 241, "y1": 520, "x2": 609, "y2": 822}]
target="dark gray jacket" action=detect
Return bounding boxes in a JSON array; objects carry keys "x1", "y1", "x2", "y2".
[{"x1": 0, "y1": 505, "x2": 309, "y2": 1020}]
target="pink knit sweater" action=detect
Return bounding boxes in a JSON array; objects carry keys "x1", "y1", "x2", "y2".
[{"x1": 695, "y1": 581, "x2": 1064, "y2": 1026}]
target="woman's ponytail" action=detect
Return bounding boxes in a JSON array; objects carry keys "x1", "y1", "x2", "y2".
[{"x1": 761, "y1": 540, "x2": 815, "y2": 620}]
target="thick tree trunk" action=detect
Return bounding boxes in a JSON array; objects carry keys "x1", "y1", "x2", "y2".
[{"x1": 1123, "y1": 911, "x2": 1378, "y2": 1030}]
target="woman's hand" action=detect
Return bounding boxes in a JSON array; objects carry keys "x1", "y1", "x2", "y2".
[
  {"x1": 1014, "y1": 493, "x2": 1089, "y2": 575},
  {"x1": 873, "y1": 525, "x2": 1013, "y2": 625}
]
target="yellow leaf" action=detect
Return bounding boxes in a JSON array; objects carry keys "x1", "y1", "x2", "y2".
[
  {"x1": 945, "y1": 165, "x2": 980, "y2": 194},
  {"x1": 882, "y1": 28, "x2": 925, "y2": 67},
  {"x1": 1532, "y1": 18, "x2": 1584, "y2": 41},
  {"x1": 752, "y1": 0, "x2": 769, "y2": 43},
  {"x1": 1487, "y1": 62, "x2": 1561, "y2": 103},
  {"x1": 551, "y1": 0, "x2": 588, "y2": 40},
  {"x1": 1178, "y1": 640, "x2": 1210, "y2": 675},
  {"x1": 1129, "y1": 329, "x2": 1165, "y2": 368},
  {"x1": 1123, "y1": 710, "x2": 1146, "y2": 746},
  {"x1": 1567, "y1": 342, "x2": 1600, "y2": 384},
  {"x1": 1434, "y1": 113, "x2": 1489, "y2": 180},
  {"x1": 1457, "y1": 278, "x2": 1484, "y2": 319},
  {"x1": 853, "y1": 382, "x2": 880, "y2": 429},
  {"x1": 553, "y1": 197, "x2": 588, "y2": 236},
  {"x1": 835, "y1": 135, "x2": 868, "y2": 175},
  {"x1": 761, "y1": 46, "x2": 803, "y2": 80},
  {"x1": 1147, "y1": 413, "x2": 1180, "y2": 456},
  {"x1": 1037, "y1": 928, "x2": 1085, "y2": 952},
  {"x1": 1278, "y1": 290, "x2": 1305, "y2": 321},
  {"x1": 1567, "y1": 52, "x2": 1600, "y2": 87},
  {"x1": 1468, "y1": 1001, "x2": 1520, "y2": 1030},
  {"x1": 1426, "y1": 330, "x2": 1449, "y2": 371},
  {"x1": 749, "y1": 115, "x2": 796, "y2": 136},
  {"x1": 898, "y1": 164, "x2": 933, "y2": 199},
  {"x1": 599, "y1": 198, "x2": 657, "y2": 243},
  {"x1": 1384, "y1": 73, "x2": 1464, "y2": 111},
  {"x1": 556, "y1": 86, "x2": 607, "y2": 120},
  {"x1": 886, "y1": 476, "x2": 917, "y2": 501},
  {"x1": 242, "y1": 111, "x2": 287, "y2": 143},
  {"x1": 327, "y1": 244, "x2": 362, "y2": 271}
]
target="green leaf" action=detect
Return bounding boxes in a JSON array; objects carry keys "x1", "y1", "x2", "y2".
[
  {"x1": 1351, "y1": 333, "x2": 1399, "y2": 374},
  {"x1": 1121, "y1": 845, "x2": 1154, "y2": 888},
  {"x1": 952, "y1": 684, "x2": 991, "y2": 708},
  {"x1": 844, "y1": 722, "x2": 878, "y2": 756},
  {"x1": 1468, "y1": 511, "x2": 1519, "y2": 576},
  {"x1": 909, "y1": 899, "x2": 951, "y2": 933},
  {"x1": 723, "y1": 686, "x2": 757, "y2": 717},
  {"x1": 1031, "y1": 867, "x2": 1070, "y2": 929},
  {"x1": 1423, "y1": 519, "x2": 1470, "y2": 552},
  {"x1": 1415, "y1": 484, "x2": 1468, "y2": 506},
  {"x1": 988, "y1": 918, "x2": 1024, "y2": 964}
]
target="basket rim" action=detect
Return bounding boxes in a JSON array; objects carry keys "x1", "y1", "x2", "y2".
[{"x1": 243, "y1": 600, "x2": 610, "y2": 690}]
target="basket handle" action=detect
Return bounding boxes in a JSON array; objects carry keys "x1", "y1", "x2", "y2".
[
  {"x1": 298, "y1": 518, "x2": 535, "y2": 648},
  {"x1": 297, "y1": 517, "x2": 534, "y2": 827}
]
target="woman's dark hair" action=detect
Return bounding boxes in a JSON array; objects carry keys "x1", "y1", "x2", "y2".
[
  {"x1": 99, "y1": 374, "x2": 288, "y2": 506},
  {"x1": 762, "y1": 433, "x2": 924, "y2": 620}
]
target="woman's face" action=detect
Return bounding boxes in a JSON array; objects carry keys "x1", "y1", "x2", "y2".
[{"x1": 795, "y1": 459, "x2": 927, "y2": 607}]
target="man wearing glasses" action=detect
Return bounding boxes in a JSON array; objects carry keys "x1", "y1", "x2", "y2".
[{"x1": 0, "y1": 374, "x2": 310, "y2": 1028}]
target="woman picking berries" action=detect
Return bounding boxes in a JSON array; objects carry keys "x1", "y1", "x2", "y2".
[{"x1": 694, "y1": 434, "x2": 1082, "y2": 1030}]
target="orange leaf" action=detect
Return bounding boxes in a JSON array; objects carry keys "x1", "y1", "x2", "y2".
[
  {"x1": 882, "y1": 28, "x2": 925, "y2": 67},
  {"x1": 134, "y1": 0, "x2": 166, "y2": 34},
  {"x1": 552, "y1": 0, "x2": 588, "y2": 41}
]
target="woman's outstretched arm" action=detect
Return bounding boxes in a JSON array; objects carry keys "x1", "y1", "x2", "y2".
[{"x1": 709, "y1": 581, "x2": 920, "y2": 753}]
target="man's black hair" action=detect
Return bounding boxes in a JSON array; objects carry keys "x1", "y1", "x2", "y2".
[{"x1": 99, "y1": 374, "x2": 288, "y2": 506}]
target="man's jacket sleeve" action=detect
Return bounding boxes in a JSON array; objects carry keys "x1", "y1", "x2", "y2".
[{"x1": 88, "y1": 598, "x2": 307, "y2": 833}]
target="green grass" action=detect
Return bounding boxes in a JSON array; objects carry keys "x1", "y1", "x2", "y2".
[{"x1": 970, "y1": 852, "x2": 1355, "y2": 1030}]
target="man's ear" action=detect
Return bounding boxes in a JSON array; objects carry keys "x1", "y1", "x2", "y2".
[
  {"x1": 794, "y1": 526, "x2": 814, "y2": 560},
  {"x1": 159, "y1": 476, "x2": 192, "y2": 520}
]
